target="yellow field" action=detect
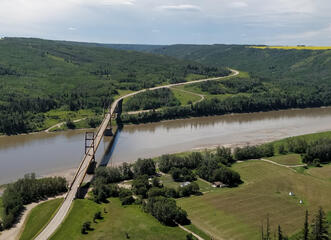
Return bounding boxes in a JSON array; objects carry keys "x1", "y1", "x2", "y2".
[{"x1": 250, "y1": 46, "x2": 331, "y2": 50}]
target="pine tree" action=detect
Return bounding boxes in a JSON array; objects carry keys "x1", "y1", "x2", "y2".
[
  {"x1": 303, "y1": 210, "x2": 309, "y2": 240},
  {"x1": 311, "y1": 207, "x2": 329, "y2": 240},
  {"x1": 278, "y1": 225, "x2": 283, "y2": 240}
]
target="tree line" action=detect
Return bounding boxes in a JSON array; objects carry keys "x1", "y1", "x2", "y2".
[
  {"x1": 0, "y1": 173, "x2": 67, "y2": 229},
  {"x1": 277, "y1": 138, "x2": 331, "y2": 166},
  {"x1": 119, "y1": 86, "x2": 331, "y2": 125}
]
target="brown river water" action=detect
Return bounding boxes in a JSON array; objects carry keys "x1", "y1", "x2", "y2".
[{"x1": 1, "y1": 107, "x2": 331, "y2": 185}]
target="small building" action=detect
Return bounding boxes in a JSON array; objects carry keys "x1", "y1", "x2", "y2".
[
  {"x1": 289, "y1": 192, "x2": 295, "y2": 196},
  {"x1": 299, "y1": 200, "x2": 303, "y2": 204},
  {"x1": 213, "y1": 181, "x2": 228, "y2": 188},
  {"x1": 180, "y1": 182, "x2": 191, "y2": 188}
]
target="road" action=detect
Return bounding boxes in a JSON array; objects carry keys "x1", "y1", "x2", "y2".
[
  {"x1": 260, "y1": 158, "x2": 307, "y2": 170},
  {"x1": 44, "y1": 118, "x2": 86, "y2": 133},
  {"x1": 35, "y1": 69, "x2": 238, "y2": 240}
]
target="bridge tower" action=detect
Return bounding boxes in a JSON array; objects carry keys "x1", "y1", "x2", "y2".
[
  {"x1": 85, "y1": 132, "x2": 95, "y2": 161},
  {"x1": 85, "y1": 132, "x2": 97, "y2": 174}
]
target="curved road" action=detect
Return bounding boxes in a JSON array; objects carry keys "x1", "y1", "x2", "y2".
[{"x1": 35, "y1": 69, "x2": 239, "y2": 240}]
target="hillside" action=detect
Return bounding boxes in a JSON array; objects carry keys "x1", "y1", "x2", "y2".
[
  {"x1": 151, "y1": 44, "x2": 331, "y2": 84},
  {"x1": 0, "y1": 38, "x2": 229, "y2": 135}
]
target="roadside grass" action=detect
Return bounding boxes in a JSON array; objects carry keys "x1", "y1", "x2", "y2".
[
  {"x1": 178, "y1": 160, "x2": 331, "y2": 240},
  {"x1": 250, "y1": 46, "x2": 331, "y2": 50},
  {"x1": 20, "y1": 198, "x2": 63, "y2": 240},
  {"x1": 266, "y1": 154, "x2": 302, "y2": 166},
  {"x1": 51, "y1": 198, "x2": 199, "y2": 240},
  {"x1": 171, "y1": 88, "x2": 201, "y2": 105}
]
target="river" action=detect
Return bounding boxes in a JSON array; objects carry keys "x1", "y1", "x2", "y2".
[{"x1": 1, "y1": 107, "x2": 331, "y2": 185}]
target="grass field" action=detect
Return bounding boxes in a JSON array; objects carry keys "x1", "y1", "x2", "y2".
[
  {"x1": 251, "y1": 46, "x2": 331, "y2": 50},
  {"x1": 178, "y1": 160, "x2": 331, "y2": 240},
  {"x1": 266, "y1": 154, "x2": 302, "y2": 166},
  {"x1": 171, "y1": 88, "x2": 201, "y2": 105},
  {"x1": 51, "y1": 198, "x2": 204, "y2": 240},
  {"x1": 19, "y1": 198, "x2": 63, "y2": 240}
]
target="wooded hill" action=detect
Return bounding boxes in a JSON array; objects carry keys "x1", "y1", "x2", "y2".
[{"x1": 0, "y1": 38, "x2": 228, "y2": 134}]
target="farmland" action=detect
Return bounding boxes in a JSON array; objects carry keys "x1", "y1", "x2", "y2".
[{"x1": 178, "y1": 160, "x2": 331, "y2": 240}]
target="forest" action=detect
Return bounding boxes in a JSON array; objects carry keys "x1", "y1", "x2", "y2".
[{"x1": 0, "y1": 38, "x2": 229, "y2": 135}]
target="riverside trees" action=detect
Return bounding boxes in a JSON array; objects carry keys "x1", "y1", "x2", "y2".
[{"x1": 0, "y1": 174, "x2": 67, "y2": 229}]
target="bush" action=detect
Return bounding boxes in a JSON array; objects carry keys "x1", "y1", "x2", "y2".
[
  {"x1": 132, "y1": 175, "x2": 151, "y2": 198},
  {"x1": 121, "y1": 196, "x2": 135, "y2": 205},
  {"x1": 81, "y1": 221, "x2": 91, "y2": 234},
  {"x1": 66, "y1": 119, "x2": 76, "y2": 129},
  {"x1": 178, "y1": 182, "x2": 200, "y2": 197}
]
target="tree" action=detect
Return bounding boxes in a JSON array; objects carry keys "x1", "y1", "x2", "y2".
[
  {"x1": 278, "y1": 225, "x2": 283, "y2": 240},
  {"x1": 132, "y1": 175, "x2": 151, "y2": 198},
  {"x1": 311, "y1": 207, "x2": 329, "y2": 240},
  {"x1": 133, "y1": 158, "x2": 156, "y2": 176},
  {"x1": 303, "y1": 210, "x2": 309, "y2": 240}
]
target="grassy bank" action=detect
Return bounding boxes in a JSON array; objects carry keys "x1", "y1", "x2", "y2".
[
  {"x1": 20, "y1": 198, "x2": 63, "y2": 240},
  {"x1": 51, "y1": 198, "x2": 202, "y2": 240}
]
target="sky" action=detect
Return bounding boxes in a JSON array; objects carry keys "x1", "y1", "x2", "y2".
[{"x1": 0, "y1": 0, "x2": 331, "y2": 45}]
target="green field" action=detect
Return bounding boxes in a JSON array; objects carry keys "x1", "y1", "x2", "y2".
[
  {"x1": 171, "y1": 88, "x2": 202, "y2": 105},
  {"x1": 266, "y1": 154, "x2": 302, "y2": 166},
  {"x1": 51, "y1": 198, "x2": 203, "y2": 240},
  {"x1": 19, "y1": 198, "x2": 63, "y2": 240},
  {"x1": 178, "y1": 160, "x2": 331, "y2": 240}
]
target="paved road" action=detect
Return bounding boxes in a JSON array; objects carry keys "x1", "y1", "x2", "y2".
[{"x1": 35, "y1": 69, "x2": 238, "y2": 240}]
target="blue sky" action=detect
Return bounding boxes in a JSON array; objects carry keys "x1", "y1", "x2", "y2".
[{"x1": 1, "y1": 0, "x2": 331, "y2": 45}]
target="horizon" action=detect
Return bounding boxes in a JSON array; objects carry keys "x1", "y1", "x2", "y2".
[{"x1": 1, "y1": 0, "x2": 330, "y2": 46}]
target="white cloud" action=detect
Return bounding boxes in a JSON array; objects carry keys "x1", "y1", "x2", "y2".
[
  {"x1": 72, "y1": 0, "x2": 135, "y2": 6},
  {"x1": 229, "y1": 2, "x2": 248, "y2": 8},
  {"x1": 157, "y1": 4, "x2": 201, "y2": 12}
]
